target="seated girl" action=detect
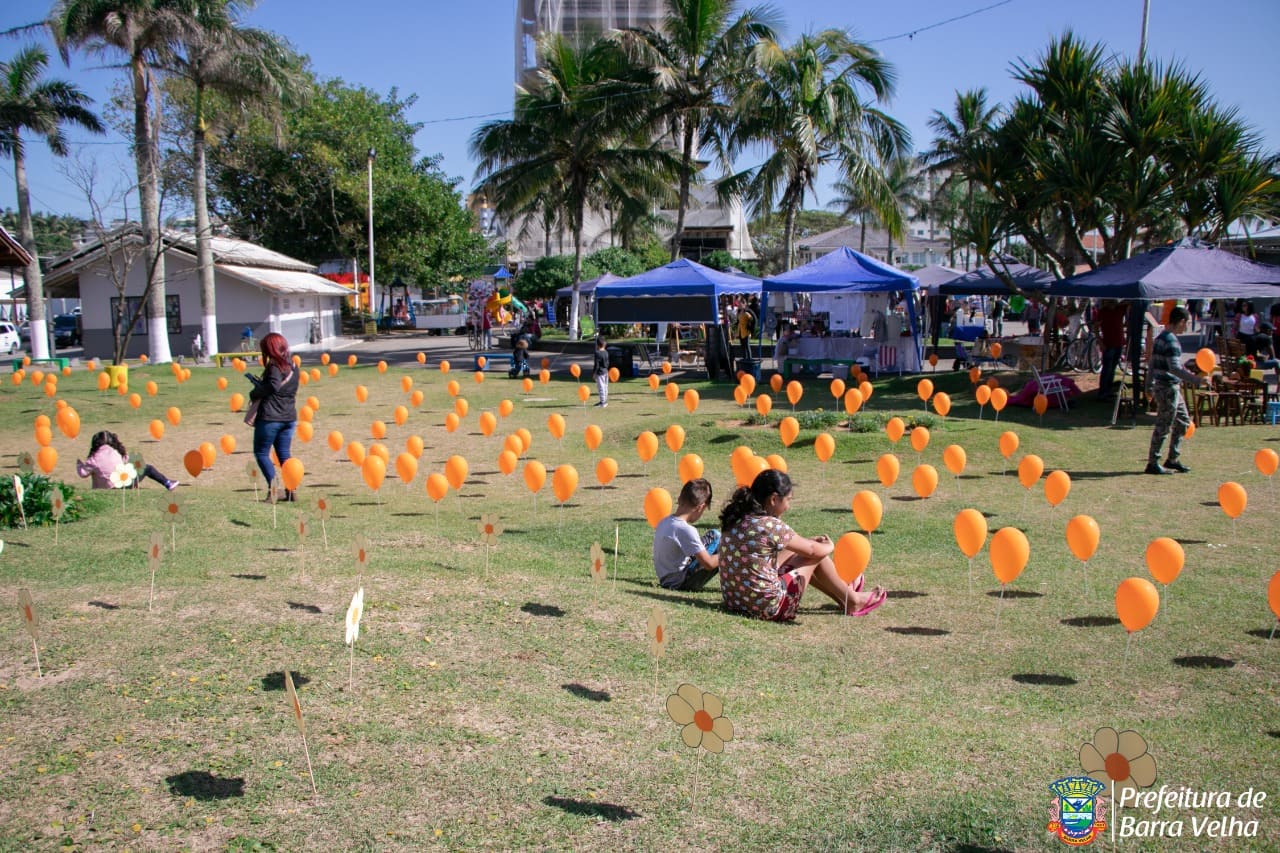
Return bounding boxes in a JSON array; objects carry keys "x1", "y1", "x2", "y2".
[
  {"x1": 77, "y1": 430, "x2": 177, "y2": 490},
  {"x1": 719, "y1": 469, "x2": 886, "y2": 621}
]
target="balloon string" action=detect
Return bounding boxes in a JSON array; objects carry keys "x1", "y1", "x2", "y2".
[
  {"x1": 996, "y1": 584, "x2": 1005, "y2": 626},
  {"x1": 967, "y1": 557, "x2": 973, "y2": 595},
  {"x1": 1123, "y1": 631, "x2": 1133, "y2": 667}
]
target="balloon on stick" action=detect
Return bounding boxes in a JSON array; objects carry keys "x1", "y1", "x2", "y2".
[
  {"x1": 912, "y1": 464, "x2": 938, "y2": 498},
  {"x1": 644, "y1": 487, "x2": 672, "y2": 528},
  {"x1": 595, "y1": 456, "x2": 618, "y2": 488},
  {"x1": 832, "y1": 532, "x2": 871, "y2": 612},
  {"x1": 678, "y1": 453, "x2": 704, "y2": 484},
  {"x1": 1268, "y1": 571, "x2": 1280, "y2": 640},
  {"x1": 953, "y1": 508, "x2": 987, "y2": 593},
  {"x1": 990, "y1": 526, "x2": 1029, "y2": 624},
  {"x1": 909, "y1": 426, "x2": 930, "y2": 454},
  {"x1": 975, "y1": 384, "x2": 991, "y2": 418},
  {"x1": 916, "y1": 378, "x2": 933, "y2": 409},
  {"x1": 755, "y1": 394, "x2": 772, "y2": 416},
  {"x1": 636, "y1": 430, "x2": 659, "y2": 463},
  {"x1": 1066, "y1": 514, "x2": 1101, "y2": 596},
  {"x1": 1116, "y1": 576, "x2": 1160, "y2": 663},
  {"x1": 885, "y1": 417, "x2": 905, "y2": 444},
  {"x1": 1255, "y1": 448, "x2": 1278, "y2": 479},
  {"x1": 851, "y1": 490, "x2": 882, "y2": 534},
  {"x1": 1145, "y1": 536, "x2": 1185, "y2": 610},
  {"x1": 785, "y1": 380, "x2": 802, "y2": 409},
  {"x1": 998, "y1": 431, "x2": 1019, "y2": 475},
  {"x1": 1044, "y1": 470, "x2": 1071, "y2": 508},
  {"x1": 876, "y1": 453, "x2": 900, "y2": 489},
  {"x1": 1217, "y1": 481, "x2": 1246, "y2": 530},
  {"x1": 990, "y1": 387, "x2": 1008, "y2": 421},
  {"x1": 523, "y1": 460, "x2": 546, "y2": 512},
  {"x1": 778, "y1": 416, "x2": 799, "y2": 448}
]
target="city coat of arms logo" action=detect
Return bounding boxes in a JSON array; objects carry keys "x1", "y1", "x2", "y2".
[{"x1": 1048, "y1": 776, "x2": 1108, "y2": 845}]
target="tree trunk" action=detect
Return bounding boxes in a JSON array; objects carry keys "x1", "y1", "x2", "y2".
[
  {"x1": 134, "y1": 56, "x2": 171, "y2": 364},
  {"x1": 568, "y1": 200, "x2": 583, "y2": 342},
  {"x1": 859, "y1": 218, "x2": 867, "y2": 253},
  {"x1": 782, "y1": 203, "x2": 796, "y2": 272},
  {"x1": 15, "y1": 148, "x2": 50, "y2": 360},
  {"x1": 670, "y1": 120, "x2": 696, "y2": 262},
  {"x1": 193, "y1": 88, "x2": 219, "y2": 356}
]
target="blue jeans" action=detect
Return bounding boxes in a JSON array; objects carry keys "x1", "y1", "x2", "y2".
[{"x1": 254, "y1": 420, "x2": 295, "y2": 487}]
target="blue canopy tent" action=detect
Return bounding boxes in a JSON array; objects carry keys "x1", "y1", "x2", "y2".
[
  {"x1": 763, "y1": 247, "x2": 923, "y2": 372},
  {"x1": 594, "y1": 258, "x2": 761, "y2": 380},
  {"x1": 1043, "y1": 240, "x2": 1280, "y2": 299},
  {"x1": 554, "y1": 272, "x2": 621, "y2": 327},
  {"x1": 937, "y1": 256, "x2": 1055, "y2": 296}
]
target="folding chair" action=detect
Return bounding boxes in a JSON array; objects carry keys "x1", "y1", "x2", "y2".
[
  {"x1": 953, "y1": 342, "x2": 974, "y2": 370},
  {"x1": 1031, "y1": 364, "x2": 1070, "y2": 411},
  {"x1": 873, "y1": 344, "x2": 899, "y2": 377}
]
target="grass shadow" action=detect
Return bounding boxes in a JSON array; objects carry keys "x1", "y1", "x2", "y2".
[
  {"x1": 624, "y1": 588, "x2": 726, "y2": 612},
  {"x1": 87, "y1": 600, "x2": 120, "y2": 610},
  {"x1": 562, "y1": 683, "x2": 611, "y2": 702},
  {"x1": 261, "y1": 671, "x2": 309, "y2": 691},
  {"x1": 1062, "y1": 616, "x2": 1121, "y2": 628},
  {"x1": 985, "y1": 590, "x2": 1043, "y2": 599},
  {"x1": 1246, "y1": 629, "x2": 1277, "y2": 640},
  {"x1": 165, "y1": 770, "x2": 245, "y2": 801},
  {"x1": 231, "y1": 573, "x2": 267, "y2": 580},
  {"x1": 543, "y1": 796, "x2": 638, "y2": 822},
  {"x1": 520, "y1": 602, "x2": 565, "y2": 618},
  {"x1": 1173, "y1": 655, "x2": 1235, "y2": 669},
  {"x1": 886, "y1": 590, "x2": 927, "y2": 599},
  {"x1": 229, "y1": 519, "x2": 251, "y2": 528},
  {"x1": 884, "y1": 626, "x2": 949, "y2": 636},
  {"x1": 287, "y1": 602, "x2": 322, "y2": 614},
  {"x1": 1011, "y1": 673, "x2": 1077, "y2": 686}
]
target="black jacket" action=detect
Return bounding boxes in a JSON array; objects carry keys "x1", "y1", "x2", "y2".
[{"x1": 249, "y1": 363, "x2": 298, "y2": 423}]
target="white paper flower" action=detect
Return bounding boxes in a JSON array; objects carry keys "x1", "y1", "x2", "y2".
[
  {"x1": 110, "y1": 463, "x2": 136, "y2": 489},
  {"x1": 345, "y1": 587, "x2": 365, "y2": 645}
]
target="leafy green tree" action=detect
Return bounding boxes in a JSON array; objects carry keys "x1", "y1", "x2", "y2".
[
  {"x1": 700, "y1": 248, "x2": 759, "y2": 275},
  {"x1": 515, "y1": 255, "x2": 595, "y2": 300},
  {"x1": 584, "y1": 246, "x2": 647, "y2": 278},
  {"x1": 0, "y1": 44, "x2": 102, "y2": 359},
  {"x1": 747, "y1": 209, "x2": 844, "y2": 274},
  {"x1": 0, "y1": 209, "x2": 87, "y2": 257}
]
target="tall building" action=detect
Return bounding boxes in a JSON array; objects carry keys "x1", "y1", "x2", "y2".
[{"x1": 516, "y1": 0, "x2": 664, "y2": 86}]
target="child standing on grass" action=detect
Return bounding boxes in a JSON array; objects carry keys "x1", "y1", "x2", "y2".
[
  {"x1": 593, "y1": 335, "x2": 609, "y2": 407},
  {"x1": 652, "y1": 478, "x2": 721, "y2": 591},
  {"x1": 77, "y1": 430, "x2": 177, "y2": 490}
]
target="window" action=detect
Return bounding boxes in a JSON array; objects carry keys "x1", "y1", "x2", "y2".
[{"x1": 110, "y1": 295, "x2": 181, "y2": 335}]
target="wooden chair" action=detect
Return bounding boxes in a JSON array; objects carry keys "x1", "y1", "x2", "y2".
[{"x1": 1184, "y1": 383, "x2": 1219, "y2": 427}]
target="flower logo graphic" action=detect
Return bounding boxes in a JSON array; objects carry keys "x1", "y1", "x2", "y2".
[
  {"x1": 666, "y1": 683, "x2": 733, "y2": 753},
  {"x1": 345, "y1": 587, "x2": 364, "y2": 646},
  {"x1": 111, "y1": 463, "x2": 137, "y2": 489},
  {"x1": 648, "y1": 606, "x2": 669, "y2": 658},
  {"x1": 478, "y1": 513, "x2": 503, "y2": 546},
  {"x1": 1080, "y1": 727, "x2": 1156, "y2": 796},
  {"x1": 589, "y1": 542, "x2": 607, "y2": 582}
]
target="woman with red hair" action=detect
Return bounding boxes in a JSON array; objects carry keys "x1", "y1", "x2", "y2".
[{"x1": 247, "y1": 332, "x2": 299, "y2": 500}]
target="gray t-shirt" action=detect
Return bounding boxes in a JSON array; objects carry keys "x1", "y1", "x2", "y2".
[{"x1": 652, "y1": 514, "x2": 705, "y2": 585}]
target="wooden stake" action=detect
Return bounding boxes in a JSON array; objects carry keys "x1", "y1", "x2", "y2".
[
  {"x1": 612, "y1": 525, "x2": 620, "y2": 591},
  {"x1": 284, "y1": 670, "x2": 317, "y2": 794}
]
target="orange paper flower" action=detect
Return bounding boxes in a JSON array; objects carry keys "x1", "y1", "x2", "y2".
[
  {"x1": 50, "y1": 490, "x2": 66, "y2": 520},
  {"x1": 666, "y1": 683, "x2": 733, "y2": 753},
  {"x1": 589, "y1": 542, "x2": 607, "y2": 582},
  {"x1": 1080, "y1": 727, "x2": 1157, "y2": 796},
  {"x1": 313, "y1": 496, "x2": 331, "y2": 521},
  {"x1": 353, "y1": 534, "x2": 370, "y2": 570},
  {"x1": 478, "y1": 513, "x2": 503, "y2": 547},
  {"x1": 148, "y1": 532, "x2": 164, "y2": 570},
  {"x1": 160, "y1": 493, "x2": 184, "y2": 522},
  {"x1": 647, "y1": 606, "x2": 668, "y2": 658}
]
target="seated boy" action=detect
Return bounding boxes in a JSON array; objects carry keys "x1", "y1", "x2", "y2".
[{"x1": 652, "y1": 478, "x2": 721, "y2": 591}]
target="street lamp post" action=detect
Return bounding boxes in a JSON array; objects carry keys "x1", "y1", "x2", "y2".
[{"x1": 367, "y1": 148, "x2": 377, "y2": 321}]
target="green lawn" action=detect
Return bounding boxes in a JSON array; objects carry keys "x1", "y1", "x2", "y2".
[{"x1": 1, "y1": 357, "x2": 1276, "y2": 851}]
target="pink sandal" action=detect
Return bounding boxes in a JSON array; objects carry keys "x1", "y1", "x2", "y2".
[{"x1": 849, "y1": 588, "x2": 888, "y2": 617}]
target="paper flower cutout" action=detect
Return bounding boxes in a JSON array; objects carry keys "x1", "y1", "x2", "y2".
[
  {"x1": 478, "y1": 513, "x2": 503, "y2": 546},
  {"x1": 589, "y1": 542, "x2": 607, "y2": 582},
  {"x1": 667, "y1": 684, "x2": 733, "y2": 753},
  {"x1": 1080, "y1": 727, "x2": 1157, "y2": 796},
  {"x1": 130, "y1": 453, "x2": 145, "y2": 478},
  {"x1": 353, "y1": 534, "x2": 370, "y2": 570},
  {"x1": 17, "y1": 452, "x2": 34, "y2": 474},
  {"x1": 313, "y1": 496, "x2": 331, "y2": 520},
  {"x1": 160, "y1": 493, "x2": 184, "y2": 522},
  {"x1": 148, "y1": 532, "x2": 164, "y2": 570},
  {"x1": 110, "y1": 463, "x2": 137, "y2": 489},
  {"x1": 345, "y1": 587, "x2": 364, "y2": 645},
  {"x1": 648, "y1": 606, "x2": 668, "y2": 658},
  {"x1": 297, "y1": 514, "x2": 309, "y2": 541},
  {"x1": 244, "y1": 458, "x2": 259, "y2": 480},
  {"x1": 50, "y1": 490, "x2": 66, "y2": 520}
]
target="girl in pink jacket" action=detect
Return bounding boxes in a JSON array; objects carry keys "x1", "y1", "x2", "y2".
[{"x1": 76, "y1": 431, "x2": 177, "y2": 490}]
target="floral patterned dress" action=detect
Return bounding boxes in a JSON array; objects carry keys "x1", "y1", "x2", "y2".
[{"x1": 719, "y1": 513, "x2": 795, "y2": 619}]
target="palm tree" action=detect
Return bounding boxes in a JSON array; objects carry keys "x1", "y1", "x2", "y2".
[
  {"x1": 721, "y1": 29, "x2": 906, "y2": 271},
  {"x1": 611, "y1": 0, "x2": 779, "y2": 260},
  {"x1": 163, "y1": 0, "x2": 304, "y2": 355},
  {"x1": 471, "y1": 33, "x2": 680, "y2": 339},
  {"x1": 0, "y1": 45, "x2": 103, "y2": 360},
  {"x1": 52, "y1": 0, "x2": 205, "y2": 363},
  {"x1": 925, "y1": 88, "x2": 998, "y2": 263}
]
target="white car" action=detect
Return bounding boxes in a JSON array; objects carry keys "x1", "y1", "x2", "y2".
[{"x1": 0, "y1": 322, "x2": 20, "y2": 354}]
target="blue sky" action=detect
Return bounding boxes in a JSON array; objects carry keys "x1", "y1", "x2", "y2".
[{"x1": 4, "y1": 0, "x2": 1278, "y2": 221}]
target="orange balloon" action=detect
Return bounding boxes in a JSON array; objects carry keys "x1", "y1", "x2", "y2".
[
  {"x1": 637, "y1": 431, "x2": 659, "y2": 462},
  {"x1": 990, "y1": 388, "x2": 1009, "y2": 412},
  {"x1": 1044, "y1": 470, "x2": 1071, "y2": 507},
  {"x1": 547, "y1": 413, "x2": 566, "y2": 440},
  {"x1": 376, "y1": 360, "x2": 387, "y2": 374},
  {"x1": 769, "y1": 373, "x2": 783, "y2": 393},
  {"x1": 296, "y1": 422, "x2": 314, "y2": 443},
  {"x1": 876, "y1": 453, "x2": 900, "y2": 488},
  {"x1": 393, "y1": 405, "x2": 409, "y2": 426},
  {"x1": 504, "y1": 433, "x2": 525, "y2": 457},
  {"x1": 474, "y1": 371, "x2": 485, "y2": 385},
  {"x1": 665, "y1": 424, "x2": 686, "y2": 453},
  {"x1": 1255, "y1": 448, "x2": 1279, "y2": 477},
  {"x1": 320, "y1": 353, "x2": 331, "y2": 365},
  {"x1": 932, "y1": 392, "x2": 951, "y2": 417},
  {"x1": 439, "y1": 360, "x2": 450, "y2": 373},
  {"x1": 552, "y1": 464, "x2": 579, "y2": 503},
  {"x1": 498, "y1": 399, "x2": 514, "y2": 417},
  {"x1": 755, "y1": 394, "x2": 773, "y2": 416},
  {"x1": 166, "y1": 407, "x2": 182, "y2": 426},
  {"x1": 1017, "y1": 454, "x2": 1044, "y2": 489},
  {"x1": 479, "y1": 411, "x2": 497, "y2": 436},
  {"x1": 998, "y1": 431, "x2": 1019, "y2": 459},
  {"x1": 215, "y1": 434, "x2": 236, "y2": 456},
  {"x1": 644, "y1": 487, "x2": 673, "y2": 528},
  {"x1": 916, "y1": 378, "x2": 934, "y2": 402},
  {"x1": 368, "y1": 442, "x2": 390, "y2": 465},
  {"x1": 843, "y1": 388, "x2": 863, "y2": 415},
  {"x1": 942, "y1": 444, "x2": 966, "y2": 476},
  {"x1": 1268, "y1": 571, "x2": 1280, "y2": 621},
  {"x1": 416, "y1": 352, "x2": 426, "y2": 365},
  {"x1": 410, "y1": 389, "x2": 425, "y2": 408},
  {"x1": 401, "y1": 375, "x2": 414, "y2": 393},
  {"x1": 538, "y1": 369, "x2": 550, "y2": 385},
  {"x1": 522, "y1": 377, "x2": 534, "y2": 393},
  {"x1": 764, "y1": 453, "x2": 787, "y2": 472},
  {"x1": 740, "y1": 455, "x2": 769, "y2": 487},
  {"x1": 327, "y1": 364, "x2": 338, "y2": 377},
  {"x1": 779, "y1": 416, "x2": 799, "y2": 447},
  {"x1": 34, "y1": 425, "x2": 53, "y2": 447},
  {"x1": 498, "y1": 449, "x2": 519, "y2": 475},
  {"x1": 648, "y1": 373, "x2": 661, "y2": 391},
  {"x1": 986, "y1": 377, "x2": 1000, "y2": 389},
  {"x1": 1217, "y1": 482, "x2": 1246, "y2": 519},
  {"x1": 445, "y1": 455, "x2": 469, "y2": 490},
  {"x1": 829, "y1": 378, "x2": 846, "y2": 399},
  {"x1": 912, "y1": 464, "x2": 938, "y2": 498},
  {"x1": 183, "y1": 450, "x2": 203, "y2": 478},
  {"x1": 885, "y1": 417, "x2": 905, "y2": 443},
  {"x1": 145, "y1": 380, "x2": 158, "y2": 397},
  {"x1": 327, "y1": 430, "x2": 344, "y2": 452},
  {"x1": 523, "y1": 459, "x2": 546, "y2": 494},
  {"x1": 910, "y1": 427, "x2": 930, "y2": 453},
  {"x1": 361, "y1": 454, "x2": 386, "y2": 491},
  {"x1": 347, "y1": 441, "x2": 367, "y2": 466},
  {"x1": 1033, "y1": 394, "x2": 1049, "y2": 416},
  {"x1": 96, "y1": 372, "x2": 110, "y2": 391},
  {"x1": 664, "y1": 382, "x2": 679, "y2": 403},
  {"x1": 1194, "y1": 348, "x2": 1216, "y2": 374},
  {"x1": 1145, "y1": 537, "x2": 1185, "y2": 585},
  {"x1": 1115, "y1": 577, "x2": 1160, "y2": 632},
  {"x1": 677, "y1": 453, "x2": 704, "y2": 483},
  {"x1": 356, "y1": 385, "x2": 370, "y2": 403},
  {"x1": 928, "y1": 353, "x2": 939, "y2": 367},
  {"x1": 1066, "y1": 515, "x2": 1100, "y2": 562},
  {"x1": 833, "y1": 532, "x2": 871, "y2": 584},
  {"x1": 683, "y1": 389, "x2": 700, "y2": 413},
  {"x1": 953, "y1": 508, "x2": 987, "y2": 558},
  {"x1": 370, "y1": 420, "x2": 388, "y2": 440},
  {"x1": 851, "y1": 490, "x2": 883, "y2": 533},
  {"x1": 608, "y1": 367, "x2": 620, "y2": 382},
  {"x1": 425, "y1": 472, "x2": 449, "y2": 502},
  {"x1": 584, "y1": 424, "x2": 603, "y2": 451},
  {"x1": 309, "y1": 368, "x2": 320, "y2": 381},
  {"x1": 990, "y1": 527, "x2": 1030, "y2": 584},
  {"x1": 857, "y1": 380, "x2": 873, "y2": 401},
  {"x1": 595, "y1": 456, "x2": 618, "y2": 486},
  {"x1": 36, "y1": 415, "x2": 51, "y2": 429},
  {"x1": 298, "y1": 406, "x2": 315, "y2": 423},
  {"x1": 395, "y1": 453, "x2": 418, "y2": 485},
  {"x1": 198, "y1": 441, "x2": 217, "y2": 469},
  {"x1": 570, "y1": 363, "x2": 581, "y2": 379},
  {"x1": 739, "y1": 373, "x2": 756, "y2": 395},
  {"x1": 149, "y1": 420, "x2": 165, "y2": 440},
  {"x1": 36, "y1": 446, "x2": 57, "y2": 474},
  {"x1": 785, "y1": 380, "x2": 802, "y2": 406},
  {"x1": 577, "y1": 384, "x2": 590, "y2": 403},
  {"x1": 975, "y1": 385, "x2": 991, "y2": 406},
  {"x1": 661, "y1": 361, "x2": 672, "y2": 375},
  {"x1": 453, "y1": 398, "x2": 469, "y2": 418},
  {"x1": 280, "y1": 457, "x2": 304, "y2": 491},
  {"x1": 814, "y1": 432, "x2": 835, "y2": 463},
  {"x1": 347, "y1": 354, "x2": 358, "y2": 367},
  {"x1": 515, "y1": 428, "x2": 532, "y2": 453},
  {"x1": 989, "y1": 342, "x2": 1003, "y2": 359},
  {"x1": 446, "y1": 379, "x2": 460, "y2": 398}
]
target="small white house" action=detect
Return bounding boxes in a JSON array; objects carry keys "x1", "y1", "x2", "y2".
[{"x1": 43, "y1": 225, "x2": 352, "y2": 360}]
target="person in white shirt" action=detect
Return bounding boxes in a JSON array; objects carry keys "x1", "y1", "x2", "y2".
[{"x1": 652, "y1": 478, "x2": 720, "y2": 591}]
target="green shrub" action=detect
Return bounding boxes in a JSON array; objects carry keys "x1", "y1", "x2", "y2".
[
  {"x1": 743, "y1": 410, "x2": 942, "y2": 433},
  {"x1": 0, "y1": 473, "x2": 84, "y2": 529}
]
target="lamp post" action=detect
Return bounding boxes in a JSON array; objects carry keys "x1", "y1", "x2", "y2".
[{"x1": 367, "y1": 148, "x2": 376, "y2": 319}]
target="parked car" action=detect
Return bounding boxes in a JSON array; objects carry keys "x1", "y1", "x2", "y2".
[
  {"x1": 18, "y1": 320, "x2": 30, "y2": 346},
  {"x1": 0, "y1": 321, "x2": 19, "y2": 354},
  {"x1": 53, "y1": 314, "x2": 81, "y2": 347}
]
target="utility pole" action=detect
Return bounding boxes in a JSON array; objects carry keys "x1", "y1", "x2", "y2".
[
  {"x1": 366, "y1": 148, "x2": 377, "y2": 320},
  {"x1": 1138, "y1": 0, "x2": 1151, "y2": 66}
]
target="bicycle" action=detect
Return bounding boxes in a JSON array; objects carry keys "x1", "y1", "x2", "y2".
[
  {"x1": 467, "y1": 323, "x2": 482, "y2": 351},
  {"x1": 1066, "y1": 324, "x2": 1102, "y2": 373}
]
